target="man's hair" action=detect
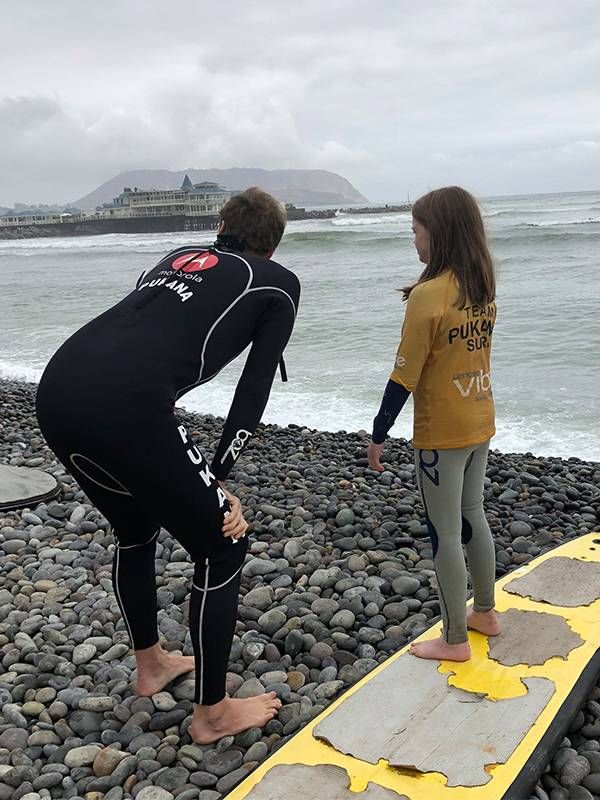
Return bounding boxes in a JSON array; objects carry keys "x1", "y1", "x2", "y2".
[
  {"x1": 219, "y1": 187, "x2": 286, "y2": 256},
  {"x1": 404, "y1": 186, "x2": 495, "y2": 308}
]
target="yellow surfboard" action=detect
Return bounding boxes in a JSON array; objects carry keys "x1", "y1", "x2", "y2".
[{"x1": 228, "y1": 532, "x2": 600, "y2": 800}]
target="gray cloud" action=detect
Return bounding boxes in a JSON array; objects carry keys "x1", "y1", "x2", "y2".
[{"x1": 1, "y1": 0, "x2": 599, "y2": 204}]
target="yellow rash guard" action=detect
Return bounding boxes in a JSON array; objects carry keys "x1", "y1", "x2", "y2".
[{"x1": 390, "y1": 271, "x2": 496, "y2": 449}]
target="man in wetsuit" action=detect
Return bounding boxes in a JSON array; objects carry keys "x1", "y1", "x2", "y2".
[{"x1": 36, "y1": 187, "x2": 300, "y2": 743}]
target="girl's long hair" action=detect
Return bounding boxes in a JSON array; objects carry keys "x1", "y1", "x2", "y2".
[{"x1": 403, "y1": 186, "x2": 495, "y2": 308}]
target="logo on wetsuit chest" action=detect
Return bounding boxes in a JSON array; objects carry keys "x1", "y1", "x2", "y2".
[
  {"x1": 138, "y1": 276, "x2": 195, "y2": 303},
  {"x1": 137, "y1": 250, "x2": 219, "y2": 303},
  {"x1": 172, "y1": 252, "x2": 219, "y2": 273}
]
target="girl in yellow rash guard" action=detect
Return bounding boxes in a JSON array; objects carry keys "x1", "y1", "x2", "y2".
[{"x1": 369, "y1": 186, "x2": 500, "y2": 662}]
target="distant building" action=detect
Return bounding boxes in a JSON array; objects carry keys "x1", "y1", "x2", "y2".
[
  {"x1": 99, "y1": 176, "x2": 231, "y2": 219},
  {"x1": 0, "y1": 211, "x2": 82, "y2": 227},
  {"x1": 0, "y1": 175, "x2": 231, "y2": 229}
]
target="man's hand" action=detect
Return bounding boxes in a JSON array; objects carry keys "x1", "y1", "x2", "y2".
[
  {"x1": 368, "y1": 440, "x2": 385, "y2": 472},
  {"x1": 220, "y1": 482, "x2": 249, "y2": 541}
]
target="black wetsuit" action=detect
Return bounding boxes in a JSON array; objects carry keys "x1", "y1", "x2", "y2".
[{"x1": 36, "y1": 243, "x2": 300, "y2": 704}]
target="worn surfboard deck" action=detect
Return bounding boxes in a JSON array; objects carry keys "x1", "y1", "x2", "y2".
[
  {"x1": 0, "y1": 463, "x2": 59, "y2": 511},
  {"x1": 227, "y1": 532, "x2": 600, "y2": 800}
]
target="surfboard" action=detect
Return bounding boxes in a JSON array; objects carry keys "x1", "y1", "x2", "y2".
[
  {"x1": 0, "y1": 463, "x2": 59, "y2": 512},
  {"x1": 227, "y1": 532, "x2": 600, "y2": 800}
]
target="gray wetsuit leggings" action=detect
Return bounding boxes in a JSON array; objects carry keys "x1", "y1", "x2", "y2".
[{"x1": 414, "y1": 440, "x2": 495, "y2": 644}]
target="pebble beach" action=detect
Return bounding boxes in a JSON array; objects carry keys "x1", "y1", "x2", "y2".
[{"x1": 1, "y1": 378, "x2": 599, "y2": 800}]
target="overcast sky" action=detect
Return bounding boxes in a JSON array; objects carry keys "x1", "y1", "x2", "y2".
[{"x1": 1, "y1": 0, "x2": 599, "y2": 205}]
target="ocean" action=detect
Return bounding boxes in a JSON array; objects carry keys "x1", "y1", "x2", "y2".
[{"x1": 1, "y1": 191, "x2": 598, "y2": 462}]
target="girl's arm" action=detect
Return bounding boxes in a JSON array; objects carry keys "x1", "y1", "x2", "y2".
[
  {"x1": 372, "y1": 379, "x2": 411, "y2": 443},
  {"x1": 369, "y1": 379, "x2": 411, "y2": 472},
  {"x1": 369, "y1": 284, "x2": 438, "y2": 471}
]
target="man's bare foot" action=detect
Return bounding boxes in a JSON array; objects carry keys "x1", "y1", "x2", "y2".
[
  {"x1": 467, "y1": 608, "x2": 501, "y2": 637},
  {"x1": 189, "y1": 693, "x2": 282, "y2": 744},
  {"x1": 409, "y1": 636, "x2": 471, "y2": 661},
  {"x1": 136, "y1": 649, "x2": 195, "y2": 696}
]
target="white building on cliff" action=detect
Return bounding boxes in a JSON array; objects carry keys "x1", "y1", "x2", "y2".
[{"x1": 99, "y1": 176, "x2": 231, "y2": 218}]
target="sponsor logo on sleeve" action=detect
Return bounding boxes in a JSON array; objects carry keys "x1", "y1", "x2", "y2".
[{"x1": 221, "y1": 429, "x2": 252, "y2": 465}]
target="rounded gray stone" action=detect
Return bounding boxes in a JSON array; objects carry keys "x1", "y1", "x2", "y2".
[
  {"x1": 242, "y1": 586, "x2": 274, "y2": 611},
  {"x1": 335, "y1": 508, "x2": 355, "y2": 527},
  {"x1": 0, "y1": 728, "x2": 28, "y2": 749},
  {"x1": 569, "y1": 786, "x2": 594, "y2": 800},
  {"x1": 561, "y1": 755, "x2": 591, "y2": 787},
  {"x1": 72, "y1": 644, "x2": 97, "y2": 665},
  {"x1": 136, "y1": 788, "x2": 175, "y2": 800},
  {"x1": 216, "y1": 765, "x2": 252, "y2": 794},
  {"x1": 64, "y1": 744, "x2": 102, "y2": 768},
  {"x1": 509, "y1": 520, "x2": 533, "y2": 538},
  {"x1": 391, "y1": 576, "x2": 421, "y2": 596},
  {"x1": 69, "y1": 710, "x2": 103, "y2": 737},
  {"x1": 242, "y1": 559, "x2": 277, "y2": 577},
  {"x1": 154, "y1": 765, "x2": 190, "y2": 791},
  {"x1": 190, "y1": 771, "x2": 218, "y2": 788},
  {"x1": 244, "y1": 741, "x2": 268, "y2": 763},
  {"x1": 330, "y1": 610, "x2": 355, "y2": 629},
  {"x1": 258, "y1": 609, "x2": 287, "y2": 635},
  {"x1": 151, "y1": 692, "x2": 176, "y2": 711},
  {"x1": 204, "y1": 750, "x2": 243, "y2": 778},
  {"x1": 582, "y1": 773, "x2": 600, "y2": 794},
  {"x1": 79, "y1": 695, "x2": 114, "y2": 712}
]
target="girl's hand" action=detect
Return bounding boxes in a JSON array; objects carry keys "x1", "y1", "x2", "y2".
[
  {"x1": 220, "y1": 483, "x2": 249, "y2": 541},
  {"x1": 368, "y1": 441, "x2": 385, "y2": 472}
]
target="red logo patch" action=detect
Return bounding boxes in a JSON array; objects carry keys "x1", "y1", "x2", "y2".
[{"x1": 171, "y1": 252, "x2": 219, "y2": 273}]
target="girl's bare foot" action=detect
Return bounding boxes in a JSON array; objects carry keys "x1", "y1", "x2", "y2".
[
  {"x1": 135, "y1": 646, "x2": 195, "y2": 696},
  {"x1": 467, "y1": 608, "x2": 501, "y2": 637},
  {"x1": 409, "y1": 636, "x2": 471, "y2": 661},
  {"x1": 189, "y1": 693, "x2": 282, "y2": 744}
]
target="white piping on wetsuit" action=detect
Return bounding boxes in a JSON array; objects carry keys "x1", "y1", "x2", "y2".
[
  {"x1": 114, "y1": 528, "x2": 160, "y2": 550},
  {"x1": 70, "y1": 453, "x2": 132, "y2": 496},
  {"x1": 187, "y1": 286, "x2": 297, "y2": 390},
  {"x1": 246, "y1": 285, "x2": 298, "y2": 316},
  {"x1": 191, "y1": 562, "x2": 243, "y2": 593},
  {"x1": 175, "y1": 264, "x2": 298, "y2": 400},
  {"x1": 111, "y1": 528, "x2": 160, "y2": 648},
  {"x1": 197, "y1": 558, "x2": 210, "y2": 704},
  {"x1": 175, "y1": 249, "x2": 254, "y2": 399},
  {"x1": 113, "y1": 546, "x2": 136, "y2": 646},
  {"x1": 190, "y1": 352, "x2": 246, "y2": 390}
]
